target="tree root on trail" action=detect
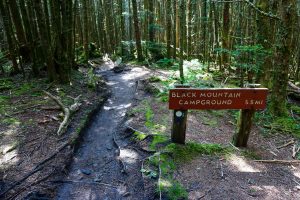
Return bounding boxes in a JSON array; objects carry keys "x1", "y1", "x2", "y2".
[
  {"x1": 43, "y1": 90, "x2": 81, "y2": 136},
  {"x1": 254, "y1": 159, "x2": 300, "y2": 164},
  {"x1": 50, "y1": 180, "x2": 117, "y2": 189}
]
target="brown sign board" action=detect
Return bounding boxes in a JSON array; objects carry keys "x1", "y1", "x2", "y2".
[{"x1": 169, "y1": 88, "x2": 268, "y2": 110}]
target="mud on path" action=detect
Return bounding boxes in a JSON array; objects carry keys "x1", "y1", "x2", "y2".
[{"x1": 56, "y1": 62, "x2": 150, "y2": 200}]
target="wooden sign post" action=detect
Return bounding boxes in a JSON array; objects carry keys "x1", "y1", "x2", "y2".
[
  {"x1": 171, "y1": 85, "x2": 190, "y2": 144},
  {"x1": 169, "y1": 86, "x2": 268, "y2": 146}
]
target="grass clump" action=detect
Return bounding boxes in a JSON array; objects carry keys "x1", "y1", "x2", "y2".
[
  {"x1": 241, "y1": 149, "x2": 261, "y2": 160},
  {"x1": 158, "y1": 179, "x2": 188, "y2": 200},
  {"x1": 166, "y1": 142, "x2": 226, "y2": 162},
  {"x1": 149, "y1": 135, "x2": 169, "y2": 150},
  {"x1": 134, "y1": 131, "x2": 147, "y2": 141}
]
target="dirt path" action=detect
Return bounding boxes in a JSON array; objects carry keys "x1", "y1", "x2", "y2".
[{"x1": 56, "y1": 62, "x2": 150, "y2": 200}]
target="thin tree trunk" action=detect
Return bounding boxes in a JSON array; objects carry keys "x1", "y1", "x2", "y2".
[
  {"x1": 0, "y1": 0, "x2": 19, "y2": 73},
  {"x1": 131, "y1": 0, "x2": 143, "y2": 61}
]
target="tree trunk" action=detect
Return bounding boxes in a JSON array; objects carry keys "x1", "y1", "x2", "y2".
[
  {"x1": 222, "y1": 2, "x2": 230, "y2": 70},
  {"x1": 270, "y1": 0, "x2": 297, "y2": 116},
  {"x1": 131, "y1": 0, "x2": 143, "y2": 61},
  {"x1": 7, "y1": 0, "x2": 31, "y2": 62},
  {"x1": 179, "y1": 0, "x2": 185, "y2": 83},
  {"x1": 34, "y1": 0, "x2": 56, "y2": 81},
  {"x1": 166, "y1": 0, "x2": 172, "y2": 58},
  {"x1": 172, "y1": 0, "x2": 177, "y2": 59},
  {"x1": 0, "y1": 0, "x2": 19, "y2": 73}
]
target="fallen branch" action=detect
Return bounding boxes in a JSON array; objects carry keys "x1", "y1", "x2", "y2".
[
  {"x1": 43, "y1": 91, "x2": 81, "y2": 135},
  {"x1": 292, "y1": 144, "x2": 300, "y2": 159},
  {"x1": 288, "y1": 81, "x2": 300, "y2": 93},
  {"x1": 50, "y1": 180, "x2": 116, "y2": 188},
  {"x1": 158, "y1": 154, "x2": 162, "y2": 200},
  {"x1": 277, "y1": 140, "x2": 294, "y2": 149},
  {"x1": 254, "y1": 159, "x2": 300, "y2": 164}
]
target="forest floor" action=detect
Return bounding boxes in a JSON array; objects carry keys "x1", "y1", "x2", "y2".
[
  {"x1": 126, "y1": 68, "x2": 300, "y2": 200},
  {"x1": 0, "y1": 60, "x2": 109, "y2": 200},
  {"x1": 1, "y1": 60, "x2": 300, "y2": 200}
]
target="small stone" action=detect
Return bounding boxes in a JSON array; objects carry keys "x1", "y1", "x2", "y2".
[{"x1": 80, "y1": 169, "x2": 92, "y2": 175}]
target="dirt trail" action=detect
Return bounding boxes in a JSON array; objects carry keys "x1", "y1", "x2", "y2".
[{"x1": 56, "y1": 62, "x2": 150, "y2": 200}]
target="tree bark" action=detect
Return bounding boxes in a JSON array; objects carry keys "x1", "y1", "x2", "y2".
[
  {"x1": 270, "y1": 0, "x2": 297, "y2": 116},
  {"x1": 0, "y1": 0, "x2": 19, "y2": 73},
  {"x1": 131, "y1": 0, "x2": 143, "y2": 61},
  {"x1": 7, "y1": 0, "x2": 31, "y2": 62}
]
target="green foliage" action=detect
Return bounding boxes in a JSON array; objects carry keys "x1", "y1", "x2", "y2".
[
  {"x1": 134, "y1": 131, "x2": 147, "y2": 140},
  {"x1": 87, "y1": 68, "x2": 98, "y2": 89},
  {"x1": 3, "y1": 117, "x2": 20, "y2": 125},
  {"x1": 75, "y1": 46, "x2": 86, "y2": 64},
  {"x1": 145, "y1": 102, "x2": 154, "y2": 128},
  {"x1": 140, "y1": 168, "x2": 158, "y2": 179},
  {"x1": 166, "y1": 143, "x2": 226, "y2": 163},
  {"x1": 155, "y1": 58, "x2": 176, "y2": 69},
  {"x1": 149, "y1": 135, "x2": 169, "y2": 150},
  {"x1": 15, "y1": 83, "x2": 34, "y2": 96},
  {"x1": 0, "y1": 78, "x2": 13, "y2": 91},
  {"x1": 162, "y1": 181, "x2": 188, "y2": 200},
  {"x1": 230, "y1": 44, "x2": 271, "y2": 75},
  {"x1": 143, "y1": 41, "x2": 166, "y2": 61},
  {"x1": 255, "y1": 111, "x2": 300, "y2": 137}
]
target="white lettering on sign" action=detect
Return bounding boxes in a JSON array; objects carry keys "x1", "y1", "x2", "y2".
[
  {"x1": 179, "y1": 99, "x2": 233, "y2": 105},
  {"x1": 171, "y1": 92, "x2": 241, "y2": 98}
]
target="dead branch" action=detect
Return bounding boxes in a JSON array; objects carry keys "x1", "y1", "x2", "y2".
[
  {"x1": 43, "y1": 91, "x2": 81, "y2": 135},
  {"x1": 292, "y1": 144, "x2": 300, "y2": 159},
  {"x1": 254, "y1": 159, "x2": 300, "y2": 164},
  {"x1": 288, "y1": 81, "x2": 300, "y2": 92},
  {"x1": 277, "y1": 140, "x2": 294, "y2": 149},
  {"x1": 50, "y1": 180, "x2": 116, "y2": 188},
  {"x1": 158, "y1": 154, "x2": 162, "y2": 200},
  {"x1": 220, "y1": 161, "x2": 224, "y2": 179}
]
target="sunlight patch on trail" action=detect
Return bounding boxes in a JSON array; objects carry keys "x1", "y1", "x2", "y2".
[{"x1": 228, "y1": 154, "x2": 260, "y2": 172}]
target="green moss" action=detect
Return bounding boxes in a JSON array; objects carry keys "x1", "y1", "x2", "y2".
[
  {"x1": 166, "y1": 142, "x2": 226, "y2": 162},
  {"x1": 0, "y1": 78, "x2": 13, "y2": 91},
  {"x1": 291, "y1": 105, "x2": 300, "y2": 115},
  {"x1": 134, "y1": 131, "x2": 147, "y2": 140},
  {"x1": 145, "y1": 102, "x2": 154, "y2": 128},
  {"x1": 149, "y1": 135, "x2": 169, "y2": 150},
  {"x1": 272, "y1": 117, "x2": 300, "y2": 136},
  {"x1": 14, "y1": 83, "x2": 34, "y2": 96},
  {"x1": 149, "y1": 76, "x2": 162, "y2": 83},
  {"x1": 3, "y1": 117, "x2": 20, "y2": 125},
  {"x1": 163, "y1": 181, "x2": 188, "y2": 200},
  {"x1": 241, "y1": 149, "x2": 261, "y2": 160}
]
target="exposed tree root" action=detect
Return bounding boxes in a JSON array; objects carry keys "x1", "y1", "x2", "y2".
[{"x1": 254, "y1": 159, "x2": 300, "y2": 164}]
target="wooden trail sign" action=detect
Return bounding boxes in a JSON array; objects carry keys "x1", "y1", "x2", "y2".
[
  {"x1": 169, "y1": 86, "x2": 268, "y2": 146},
  {"x1": 169, "y1": 88, "x2": 268, "y2": 110}
]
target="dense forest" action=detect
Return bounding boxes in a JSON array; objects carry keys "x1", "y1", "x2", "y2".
[
  {"x1": 0, "y1": 0, "x2": 299, "y2": 115},
  {"x1": 1, "y1": 0, "x2": 300, "y2": 199}
]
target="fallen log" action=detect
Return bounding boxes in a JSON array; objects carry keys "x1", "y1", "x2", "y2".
[{"x1": 43, "y1": 91, "x2": 81, "y2": 135}]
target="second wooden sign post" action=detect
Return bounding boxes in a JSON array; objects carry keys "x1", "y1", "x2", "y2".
[{"x1": 169, "y1": 86, "x2": 268, "y2": 147}]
